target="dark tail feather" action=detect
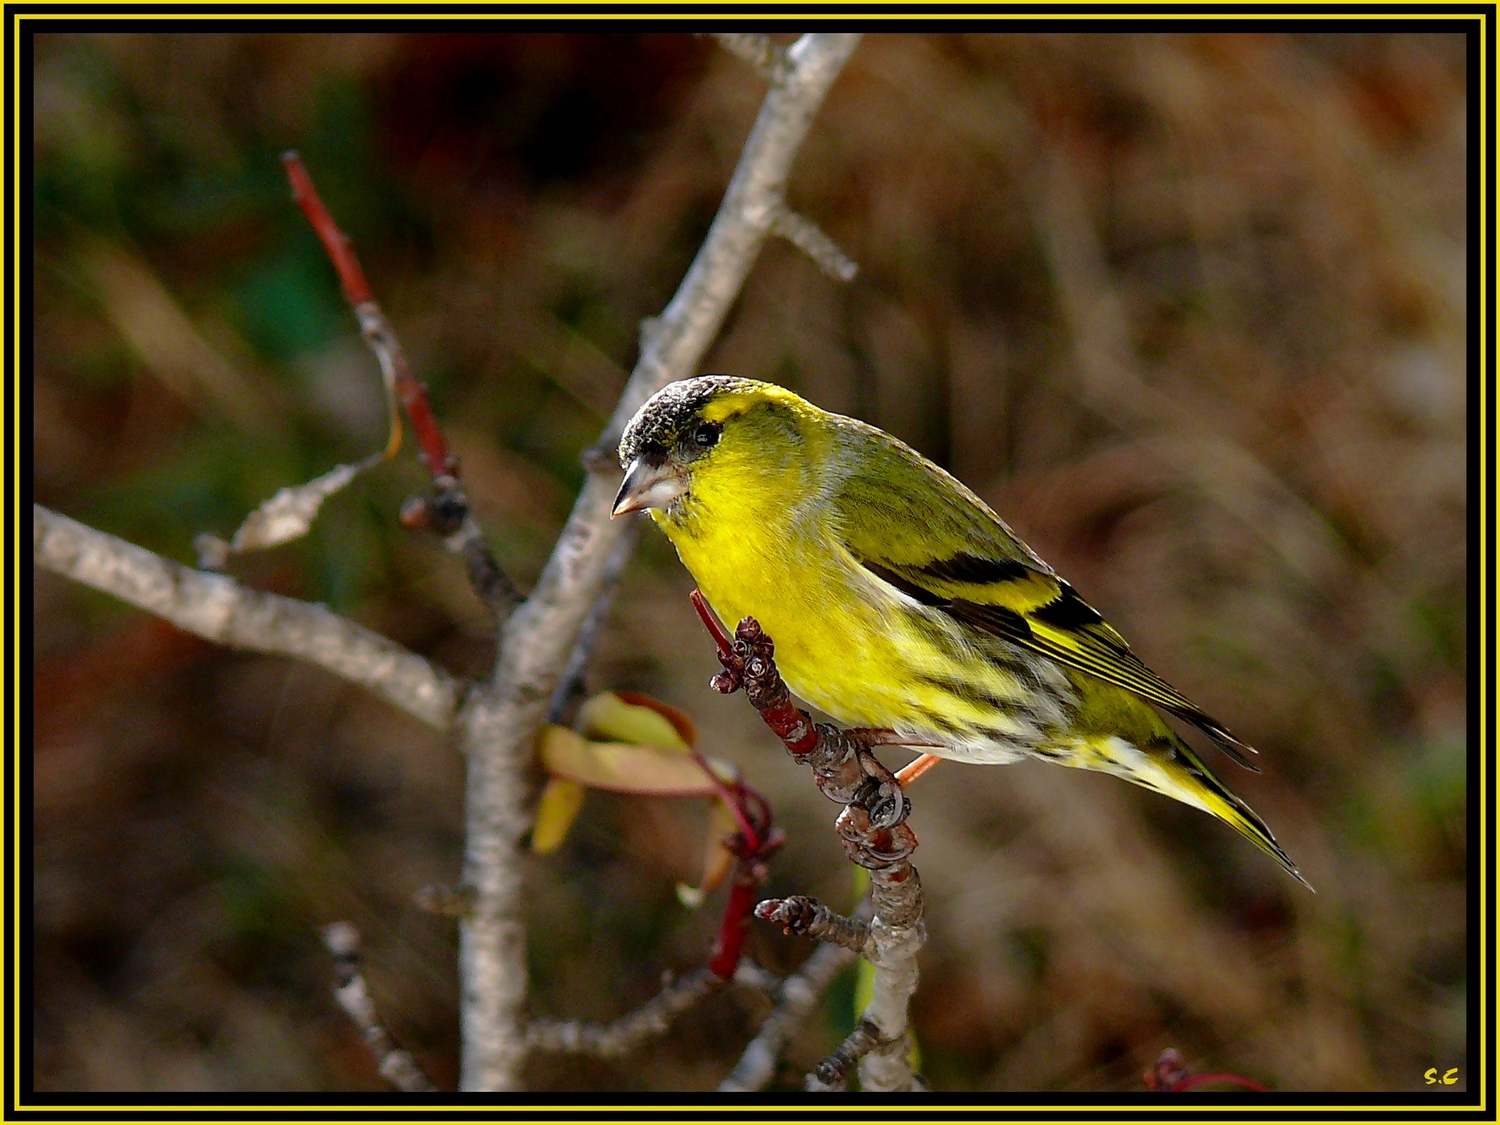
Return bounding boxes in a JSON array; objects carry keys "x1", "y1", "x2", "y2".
[
  {"x1": 1172, "y1": 708, "x2": 1261, "y2": 772},
  {"x1": 1171, "y1": 740, "x2": 1314, "y2": 892}
]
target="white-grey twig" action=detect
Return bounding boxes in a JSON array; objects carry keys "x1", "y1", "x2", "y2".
[
  {"x1": 546, "y1": 516, "x2": 642, "y2": 723},
  {"x1": 710, "y1": 32, "x2": 787, "y2": 84},
  {"x1": 525, "y1": 967, "x2": 722, "y2": 1059},
  {"x1": 522, "y1": 960, "x2": 779, "y2": 1065},
  {"x1": 730, "y1": 959, "x2": 783, "y2": 994},
  {"x1": 719, "y1": 941, "x2": 854, "y2": 1092},
  {"x1": 33, "y1": 504, "x2": 459, "y2": 730},
  {"x1": 322, "y1": 922, "x2": 439, "y2": 1093},
  {"x1": 807, "y1": 1017, "x2": 887, "y2": 1090},
  {"x1": 772, "y1": 207, "x2": 859, "y2": 282},
  {"x1": 455, "y1": 32, "x2": 862, "y2": 1092}
]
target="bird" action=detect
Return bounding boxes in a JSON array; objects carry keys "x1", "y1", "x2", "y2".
[{"x1": 612, "y1": 375, "x2": 1308, "y2": 888}]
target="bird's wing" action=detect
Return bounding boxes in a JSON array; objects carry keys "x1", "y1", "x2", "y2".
[{"x1": 829, "y1": 434, "x2": 1259, "y2": 769}]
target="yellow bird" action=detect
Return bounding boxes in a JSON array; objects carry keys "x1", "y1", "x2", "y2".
[{"x1": 613, "y1": 376, "x2": 1307, "y2": 888}]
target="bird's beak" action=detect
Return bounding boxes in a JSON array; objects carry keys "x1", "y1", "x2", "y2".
[{"x1": 612, "y1": 456, "x2": 686, "y2": 517}]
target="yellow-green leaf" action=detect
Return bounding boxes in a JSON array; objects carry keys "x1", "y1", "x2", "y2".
[
  {"x1": 577, "y1": 691, "x2": 696, "y2": 750},
  {"x1": 531, "y1": 777, "x2": 586, "y2": 854}
]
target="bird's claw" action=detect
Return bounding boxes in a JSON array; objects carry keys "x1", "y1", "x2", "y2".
[{"x1": 853, "y1": 775, "x2": 909, "y2": 830}]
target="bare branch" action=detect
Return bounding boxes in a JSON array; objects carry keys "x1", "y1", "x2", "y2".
[
  {"x1": 807, "y1": 1017, "x2": 887, "y2": 1091},
  {"x1": 455, "y1": 33, "x2": 862, "y2": 1092},
  {"x1": 730, "y1": 959, "x2": 784, "y2": 994},
  {"x1": 322, "y1": 922, "x2": 439, "y2": 1093},
  {"x1": 525, "y1": 967, "x2": 721, "y2": 1059},
  {"x1": 447, "y1": 514, "x2": 520, "y2": 619},
  {"x1": 709, "y1": 32, "x2": 787, "y2": 84},
  {"x1": 718, "y1": 941, "x2": 854, "y2": 1092},
  {"x1": 546, "y1": 517, "x2": 641, "y2": 723},
  {"x1": 771, "y1": 207, "x2": 858, "y2": 282},
  {"x1": 33, "y1": 504, "x2": 459, "y2": 729},
  {"x1": 756, "y1": 895, "x2": 869, "y2": 955}
]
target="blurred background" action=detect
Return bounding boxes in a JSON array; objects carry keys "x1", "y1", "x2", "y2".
[{"x1": 32, "y1": 31, "x2": 1468, "y2": 1092}]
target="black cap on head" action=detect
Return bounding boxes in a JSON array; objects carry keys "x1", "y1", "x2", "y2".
[{"x1": 618, "y1": 375, "x2": 746, "y2": 464}]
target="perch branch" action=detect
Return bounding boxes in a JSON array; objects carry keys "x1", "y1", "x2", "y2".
[
  {"x1": 285, "y1": 152, "x2": 517, "y2": 618},
  {"x1": 33, "y1": 504, "x2": 459, "y2": 730},
  {"x1": 808, "y1": 1018, "x2": 888, "y2": 1090},
  {"x1": 322, "y1": 922, "x2": 438, "y2": 1093},
  {"x1": 454, "y1": 32, "x2": 861, "y2": 1092},
  {"x1": 692, "y1": 592, "x2": 925, "y2": 1092}
]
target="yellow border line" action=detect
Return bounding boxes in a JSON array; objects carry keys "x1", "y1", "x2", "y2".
[
  {"x1": 7, "y1": 8, "x2": 1497, "y2": 15},
  {"x1": 12, "y1": 5, "x2": 22, "y2": 1116},
  {"x1": 1482, "y1": 6, "x2": 1492, "y2": 1119}
]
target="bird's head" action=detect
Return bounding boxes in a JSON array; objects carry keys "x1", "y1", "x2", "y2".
[{"x1": 613, "y1": 376, "x2": 810, "y2": 523}]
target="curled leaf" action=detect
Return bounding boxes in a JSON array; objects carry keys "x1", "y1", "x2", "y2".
[
  {"x1": 675, "y1": 799, "x2": 739, "y2": 909},
  {"x1": 537, "y1": 725, "x2": 736, "y2": 797},
  {"x1": 196, "y1": 452, "x2": 383, "y2": 567},
  {"x1": 538, "y1": 691, "x2": 746, "y2": 903},
  {"x1": 531, "y1": 777, "x2": 587, "y2": 854}
]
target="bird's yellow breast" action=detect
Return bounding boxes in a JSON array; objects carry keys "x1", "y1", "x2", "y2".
[{"x1": 650, "y1": 449, "x2": 914, "y2": 729}]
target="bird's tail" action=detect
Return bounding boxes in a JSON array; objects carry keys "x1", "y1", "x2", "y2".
[
  {"x1": 1156, "y1": 737, "x2": 1313, "y2": 891},
  {"x1": 1049, "y1": 731, "x2": 1312, "y2": 891}
]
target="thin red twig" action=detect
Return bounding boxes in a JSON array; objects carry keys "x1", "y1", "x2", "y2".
[
  {"x1": 687, "y1": 746, "x2": 782, "y2": 980},
  {"x1": 283, "y1": 153, "x2": 516, "y2": 614},
  {"x1": 282, "y1": 153, "x2": 375, "y2": 306},
  {"x1": 690, "y1": 588, "x2": 736, "y2": 659},
  {"x1": 282, "y1": 151, "x2": 453, "y2": 478},
  {"x1": 1144, "y1": 1048, "x2": 1267, "y2": 1092},
  {"x1": 709, "y1": 877, "x2": 760, "y2": 980},
  {"x1": 689, "y1": 749, "x2": 761, "y2": 849},
  {"x1": 1171, "y1": 1072, "x2": 1270, "y2": 1093}
]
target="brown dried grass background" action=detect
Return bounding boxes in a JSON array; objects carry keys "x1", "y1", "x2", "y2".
[{"x1": 32, "y1": 31, "x2": 1468, "y2": 1092}]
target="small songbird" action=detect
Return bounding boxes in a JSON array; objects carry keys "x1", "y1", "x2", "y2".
[{"x1": 613, "y1": 376, "x2": 1307, "y2": 887}]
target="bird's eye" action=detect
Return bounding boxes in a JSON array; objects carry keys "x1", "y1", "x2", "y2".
[{"x1": 691, "y1": 423, "x2": 720, "y2": 449}]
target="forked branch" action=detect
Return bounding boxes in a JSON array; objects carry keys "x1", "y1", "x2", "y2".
[
  {"x1": 33, "y1": 33, "x2": 865, "y2": 1095},
  {"x1": 456, "y1": 33, "x2": 862, "y2": 1092},
  {"x1": 284, "y1": 152, "x2": 517, "y2": 619}
]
